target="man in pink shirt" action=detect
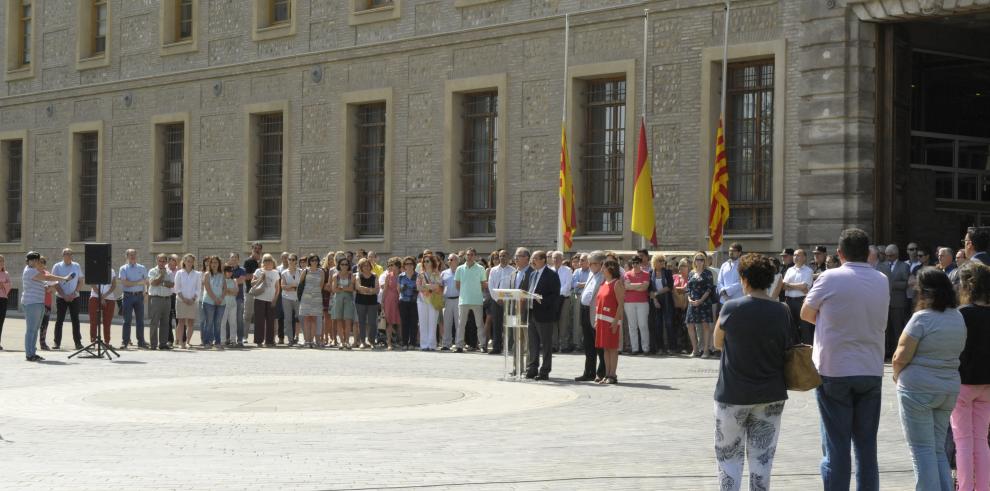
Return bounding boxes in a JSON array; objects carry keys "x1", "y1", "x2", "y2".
[{"x1": 802, "y1": 228, "x2": 890, "y2": 491}]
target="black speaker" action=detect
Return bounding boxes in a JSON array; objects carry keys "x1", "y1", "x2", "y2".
[{"x1": 84, "y1": 243, "x2": 112, "y2": 285}]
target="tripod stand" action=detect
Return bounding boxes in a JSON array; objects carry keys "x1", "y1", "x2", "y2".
[{"x1": 69, "y1": 287, "x2": 119, "y2": 360}]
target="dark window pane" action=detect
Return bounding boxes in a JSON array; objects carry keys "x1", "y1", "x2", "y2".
[
  {"x1": 354, "y1": 103, "x2": 386, "y2": 237},
  {"x1": 580, "y1": 78, "x2": 625, "y2": 234},
  {"x1": 725, "y1": 59, "x2": 774, "y2": 233},
  {"x1": 460, "y1": 92, "x2": 498, "y2": 236},
  {"x1": 6, "y1": 140, "x2": 22, "y2": 242},
  {"x1": 273, "y1": 0, "x2": 290, "y2": 23},
  {"x1": 178, "y1": 0, "x2": 193, "y2": 39},
  {"x1": 78, "y1": 133, "x2": 99, "y2": 241},
  {"x1": 257, "y1": 114, "x2": 282, "y2": 240},
  {"x1": 162, "y1": 124, "x2": 184, "y2": 241}
]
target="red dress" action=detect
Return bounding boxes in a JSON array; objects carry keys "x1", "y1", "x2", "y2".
[{"x1": 595, "y1": 279, "x2": 620, "y2": 349}]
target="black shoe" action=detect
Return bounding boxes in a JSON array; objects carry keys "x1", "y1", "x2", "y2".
[
  {"x1": 119, "y1": 343, "x2": 129, "y2": 350},
  {"x1": 481, "y1": 348, "x2": 488, "y2": 354},
  {"x1": 278, "y1": 338, "x2": 285, "y2": 345},
  {"x1": 525, "y1": 372, "x2": 537, "y2": 379},
  {"x1": 561, "y1": 348, "x2": 574, "y2": 354},
  {"x1": 138, "y1": 343, "x2": 149, "y2": 349},
  {"x1": 159, "y1": 345, "x2": 171, "y2": 350},
  {"x1": 455, "y1": 348, "x2": 464, "y2": 353},
  {"x1": 535, "y1": 374, "x2": 550, "y2": 381},
  {"x1": 40, "y1": 344, "x2": 50, "y2": 351},
  {"x1": 440, "y1": 347, "x2": 450, "y2": 351},
  {"x1": 488, "y1": 349, "x2": 502, "y2": 355},
  {"x1": 53, "y1": 345, "x2": 60, "y2": 350},
  {"x1": 74, "y1": 342, "x2": 84, "y2": 350},
  {"x1": 574, "y1": 375, "x2": 595, "y2": 382}
]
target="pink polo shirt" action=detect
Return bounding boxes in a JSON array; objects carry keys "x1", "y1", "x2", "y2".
[{"x1": 804, "y1": 262, "x2": 890, "y2": 378}]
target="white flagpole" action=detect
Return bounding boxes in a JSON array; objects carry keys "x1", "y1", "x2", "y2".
[
  {"x1": 716, "y1": 1, "x2": 731, "y2": 259},
  {"x1": 640, "y1": 9, "x2": 649, "y2": 250},
  {"x1": 557, "y1": 14, "x2": 570, "y2": 252}
]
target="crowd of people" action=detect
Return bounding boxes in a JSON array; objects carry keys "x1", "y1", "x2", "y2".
[{"x1": 0, "y1": 227, "x2": 987, "y2": 490}]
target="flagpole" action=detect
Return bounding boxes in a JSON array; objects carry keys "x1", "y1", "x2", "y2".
[
  {"x1": 716, "y1": 0, "x2": 730, "y2": 259},
  {"x1": 640, "y1": 9, "x2": 649, "y2": 251},
  {"x1": 557, "y1": 14, "x2": 570, "y2": 252}
]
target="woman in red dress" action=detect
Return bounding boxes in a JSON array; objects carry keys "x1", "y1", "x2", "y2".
[{"x1": 595, "y1": 259, "x2": 626, "y2": 384}]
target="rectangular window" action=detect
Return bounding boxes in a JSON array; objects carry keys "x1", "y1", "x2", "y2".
[
  {"x1": 177, "y1": 0, "x2": 193, "y2": 40},
  {"x1": 272, "y1": 0, "x2": 290, "y2": 23},
  {"x1": 365, "y1": 0, "x2": 393, "y2": 9},
  {"x1": 78, "y1": 132, "x2": 99, "y2": 242},
  {"x1": 354, "y1": 103, "x2": 386, "y2": 237},
  {"x1": 580, "y1": 78, "x2": 626, "y2": 235},
  {"x1": 5, "y1": 140, "x2": 22, "y2": 242},
  {"x1": 161, "y1": 124, "x2": 184, "y2": 241},
  {"x1": 20, "y1": 1, "x2": 31, "y2": 66},
  {"x1": 725, "y1": 59, "x2": 774, "y2": 233},
  {"x1": 93, "y1": 0, "x2": 108, "y2": 55},
  {"x1": 256, "y1": 114, "x2": 283, "y2": 240},
  {"x1": 460, "y1": 92, "x2": 498, "y2": 236}
]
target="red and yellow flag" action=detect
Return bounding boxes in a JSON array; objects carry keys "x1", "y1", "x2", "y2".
[
  {"x1": 708, "y1": 117, "x2": 730, "y2": 250},
  {"x1": 559, "y1": 123, "x2": 577, "y2": 251},
  {"x1": 631, "y1": 117, "x2": 658, "y2": 246}
]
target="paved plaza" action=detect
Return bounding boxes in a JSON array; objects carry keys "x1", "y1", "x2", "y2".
[{"x1": 0, "y1": 318, "x2": 916, "y2": 490}]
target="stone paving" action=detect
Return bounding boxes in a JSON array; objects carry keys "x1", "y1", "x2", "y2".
[{"x1": 0, "y1": 318, "x2": 916, "y2": 490}]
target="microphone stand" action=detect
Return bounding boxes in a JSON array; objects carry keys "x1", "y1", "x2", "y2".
[{"x1": 69, "y1": 286, "x2": 120, "y2": 360}]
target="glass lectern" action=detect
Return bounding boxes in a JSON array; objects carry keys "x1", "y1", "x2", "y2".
[{"x1": 491, "y1": 289, "x2": 541, "y2": 381}]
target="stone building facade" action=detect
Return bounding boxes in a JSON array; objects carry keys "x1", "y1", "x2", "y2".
[{"x1": 0, "y1": 0, "x2": 988, "y2": 286}]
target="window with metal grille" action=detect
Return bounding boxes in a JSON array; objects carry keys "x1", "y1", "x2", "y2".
[
  {"x1": 93, "y1": 0, "x2": 107, "y2": 55},
  {"x1": 161, "y1": 124, "x2": 184, "y2": 241},
  {"x1": 724, "y1": 59, "x2": 774, "y2": 233},
  {"x1": 256, "y1": 114, "x2": 283, "y2": 240},
  {"x1": 6, "y1": 140, "x2": 22, "y2": 242},
  {"x1": 20, "y1": 1, "x2": 31, "y2": 66},
  {"x1": 580, "y1": 78, "x2": 626, "y2": 235},
  {"x1": 272, "y1": 0, "x2": 290, "y2": 23},
  {"x1": 354, "y1": 103, "x2": 385, "y2": 237},
  {"x1": 365, "y1": 0, "x2": 393, "y2": 9},
  {"x1": 78, "y1": 133, "x2": 99, "y2": 241},
  {"x1": 177, "y1": 0, "x2": 193, "y2": 40},
  {"x1": 460, "y1": 92, "x2": 498, "y2": 236}
]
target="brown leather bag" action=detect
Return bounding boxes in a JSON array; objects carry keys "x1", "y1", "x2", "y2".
[{"x1": 784, "y1": 344, "x2": 822, "y2": 391}]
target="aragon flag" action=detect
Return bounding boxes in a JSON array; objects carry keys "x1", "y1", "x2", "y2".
[
  {"x1": 630, "y1": 117, "x2": 658, "y2": 246},
  {"x1": 708, "y1": 116, "x2": 730, "y2": 250},
  {"x1": 559, "y1": 123, "x2": 577, "y2": 251}
]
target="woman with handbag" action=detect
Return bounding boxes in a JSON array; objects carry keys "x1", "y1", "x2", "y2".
[
  {"x1": 951, "y1": 262, "x2": 990, "y2": 491},
  {"x1": 416, "y1": 254, "x2": 442, "y2": 351},
  {"x1": 649, "y1": 254, "x2": 676, "y2": 355},
  {"x1": 251, "y1": 254, "x2": 281, "y2": 347},
  {"x1": 892, "y1": 267, "x2": 966, "y2": 491},
  {"x1": 298, "y1": 254, "x2": 325, "y2": 349},
  {"x1": 354, "y1": 258, "x2": 380, "y2": 349},
  {"x1": 331, "y1": 257, "x2": 356, "y2": 350},
  {"x1": 712, "y1": 253, "x2": 791, "y2": 491},
  {"x1": 686, "y1": 252, "x2": 716, "y2": 358}
]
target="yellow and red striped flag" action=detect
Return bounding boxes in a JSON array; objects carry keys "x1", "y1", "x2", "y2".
[
  {"x1": 708, "y1": 117, "x2": 730, "y2": 250},
  {"x1": 631, "y1": 117, "x2": 657, "y2": 246},
  {"x1": 559, "y1": 123, "x2": 577, "y2": 251}
]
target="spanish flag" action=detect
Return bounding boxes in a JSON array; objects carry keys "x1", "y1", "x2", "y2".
[
  {"x1": 631, "y1": 117, "x2": 658, "y2": 246},
  {"x1": 708, "y1": 117, "x2": 730, "y2": 250},
  {"x1": 559, "y1": 123, "x2": 577, "y2": 251}
]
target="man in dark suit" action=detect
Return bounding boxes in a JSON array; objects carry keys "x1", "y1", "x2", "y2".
[
  {"x1": 525, "y1": 250, "x2": 560, "y2": 380},
  {"x1": 876, "y1": 244, "x2": 910, "y2": 358},
  {"x1": 509, "y1": 247, "x2": 533, "y2": 355}
]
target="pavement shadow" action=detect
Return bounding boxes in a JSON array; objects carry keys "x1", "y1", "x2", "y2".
[
  {"x1": 110, "y1": 360, "x2": 148, "y2": 365},
  {"x1": 37, "y1": 360, "x2": 71, "y2": 366}
]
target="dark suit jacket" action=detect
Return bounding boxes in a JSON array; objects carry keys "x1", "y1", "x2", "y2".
[
  {"x1": 876, "y1": 260, "x2": 910, "y2": 308},
  {"x1": 649, "y1": 268, "x2": 675, "y2": 312},
  {"x1": 529, "y1": 267, "x2": 560, "y2": 323},
  {"x1": 512, "y1": 266, "x2": 533, "y2": 292}
]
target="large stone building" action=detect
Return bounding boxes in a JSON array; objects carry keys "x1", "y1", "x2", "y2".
[{"x1": 0, "y1": 0, "x2": 988, "y2": 280}]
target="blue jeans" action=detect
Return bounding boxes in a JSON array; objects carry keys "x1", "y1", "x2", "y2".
[
  {"x1": 816, "y1": 375, "x2": 882, "y2": 491},
  {"x1": 201, "y1": 303, "x2": 225, "y2": 346},
  {"x1": 121, "y1": 293, "x2": 146, "y2": 345},
  {"x1": 23, "y1": 303, "x2": 45, "y2": 358},
  {"x1": 234, "y1": 298, "x2": 245, "y2": 343},
  {"x1": 898, "y1": 389, "x2": 958, "y2": 491}
]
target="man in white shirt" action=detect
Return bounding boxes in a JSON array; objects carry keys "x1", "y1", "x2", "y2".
[
  {"x1": 440, "y1": 254, "x2": 460, "y2": 351},
  {"x1": 782, "y1": 249, "x2": 814, "y2": 344},
  {"x1": 486, "y1": 250, "x2": 512, "y2": 355},
  {"x1": 570, "y1": 253, "x2": 590, "y2": 351},
  {"x1": 51, "y1": 248, "x2": 84, "y2": 350},
  {"x1": 717, "y1": 243, "x2": 744, "y2": 304},
  {"x1": 575, "y1": 251, "x2": 607, "y2": 382},
  {"x1": 550, "y1": 251, "x2": 573, "y2": 352}
]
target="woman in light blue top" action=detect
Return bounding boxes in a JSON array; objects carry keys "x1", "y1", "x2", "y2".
[
  {"x1": 893, "y1": 267, "x2": 967, "y2": 491},
  {"x1": 200, "y1": 256, "x2": 227, "y2": 350},
  {"x1": 21, "y1": 251, "x2": 71, "y2": 362}
]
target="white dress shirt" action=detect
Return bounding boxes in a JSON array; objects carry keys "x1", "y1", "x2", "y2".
[{"x1": 783, "y1": 265, "x2": 813, "y2": 298}]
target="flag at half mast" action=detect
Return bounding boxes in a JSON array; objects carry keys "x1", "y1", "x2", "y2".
[
  {"x1": 707, "y1": 117, "x2": 730, "y2": 250},
  {"x1": 559, "y1": 123, "x2": 577, "y2": 251},
  {"x1": 631, "y1": 117, "x2": 658, "y2": 246}
]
